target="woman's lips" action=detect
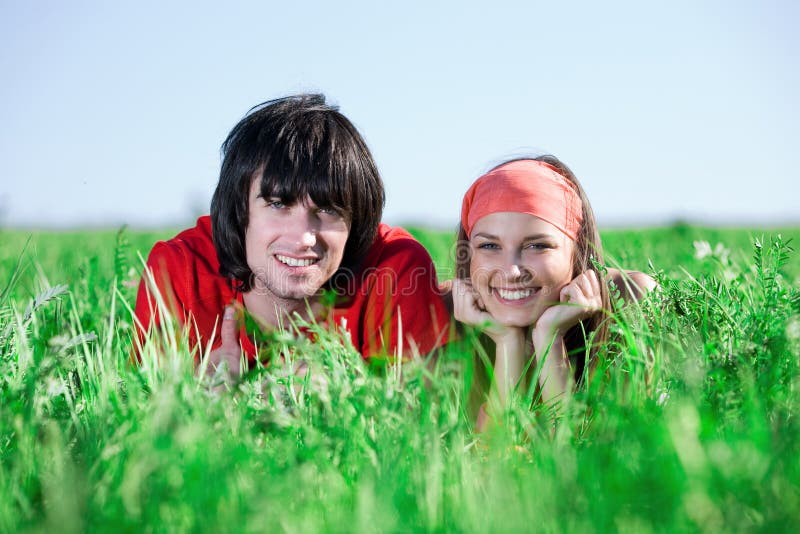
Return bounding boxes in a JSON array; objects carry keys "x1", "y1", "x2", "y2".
[{"x1": 492, "y1": 286, "x2": 539, "y2": 305}]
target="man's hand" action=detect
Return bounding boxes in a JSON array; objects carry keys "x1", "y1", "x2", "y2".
[
  {"x1": 205, "y1": 306, "x2": 242, "y2": 381},
  {"x1": 533, "y1": 270, "x2": 602, "y2": 344}
]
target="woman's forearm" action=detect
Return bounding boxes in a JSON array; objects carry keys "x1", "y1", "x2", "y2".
[
  {"x1": 489, "y1": 329, "x2": 527, "y2": 406},
  {"x1": 531, "y1": 329, "x2": 570, "y2": 405},
  {"x1": 479, "y1": 330, "x2": 527, "y2": 431}
]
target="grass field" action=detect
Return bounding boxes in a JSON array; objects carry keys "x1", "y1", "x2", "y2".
[{"x1": 1, "y1": 223, "x2": 799, "y2": 532}]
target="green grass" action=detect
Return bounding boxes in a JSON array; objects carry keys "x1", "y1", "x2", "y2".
[{"x1": 1, "y1": 223, "x2": 799, "y2": 532}]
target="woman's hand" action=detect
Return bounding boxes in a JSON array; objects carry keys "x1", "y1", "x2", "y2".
[
  {"x1": 529, "y1": 270, "x2": 602, "y2": 404},
  {"x1": 533, "y1": 269, "x2": 602, "y2": 344},
  {"x1": 451, "y1": 278, "x2": 527, "y2": 413},
  {"x1": 451, "y1": 278, "x2": 522, "y2": 344}
]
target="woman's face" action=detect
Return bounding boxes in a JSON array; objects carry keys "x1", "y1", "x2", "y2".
[{"x1": 469, "y1": 212, "x2": 575, "y2": 328}]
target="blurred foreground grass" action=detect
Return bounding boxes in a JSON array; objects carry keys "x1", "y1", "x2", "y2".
[{"x1": 1, "y1": 223, "x2": 799, "y2": 531}]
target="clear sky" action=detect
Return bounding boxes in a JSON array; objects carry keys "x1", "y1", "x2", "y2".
[{"x1": 1, "y1": 0, "x2": 798, "y2": 229}]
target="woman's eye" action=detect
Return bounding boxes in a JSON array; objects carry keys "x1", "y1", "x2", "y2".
[
  {"x1": 267, "y1": 199, "x2": 286, "y2": 209},
  {"x1": 477, "y1": 243, "x2": 499, "y2": 250},
  {"x1": 525, "y1": 242, "x2": 551, "y2": 250},
  {"x1": 317, "y1": 207, "x2": 338, "y2": 216}
]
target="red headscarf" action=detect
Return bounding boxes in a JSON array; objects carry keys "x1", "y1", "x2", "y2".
[{"x1": 461, "y1": 159, "x2": 583, "y2": 240}]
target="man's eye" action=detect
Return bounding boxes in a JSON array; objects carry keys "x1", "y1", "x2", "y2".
[
  {"x1": 267, "y1": 199, "x2": 286, "y2": 209},
  {"x1": 317, "y1": 207, "x2": 338, "y2": 216}
]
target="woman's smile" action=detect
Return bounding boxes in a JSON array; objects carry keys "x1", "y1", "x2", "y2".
[{"x1": 491, "y1": 286, "x2": 538, "y2": 304}]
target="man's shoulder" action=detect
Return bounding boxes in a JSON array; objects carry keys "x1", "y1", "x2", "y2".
[
  {"x1": 374, "y1": 222, "x2": 414, "y2": 242},
  {"x1": 146, "y1": 216, "x2": 221, "y2": 280},
  {"x1": 160, "y1": 215, "x2": 215, "y2": 255},
  {"x1": 149, "y1": 216, "x2": 215, "y2": 261},
  {"x1": 364, "y1": 223, "x2": 431, "y2": 268}
]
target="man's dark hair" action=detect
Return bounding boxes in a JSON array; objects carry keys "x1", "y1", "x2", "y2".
[{"x1": 211, "y1": 94, "x2": 385, "y2": 292}]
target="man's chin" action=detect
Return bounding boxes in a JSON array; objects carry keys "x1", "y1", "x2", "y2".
[
  {"x1": 275, "y1": 284, "x2": 326, "y2": 302},
  {"x1": 281, "y1": 292, "x2": 320, "y2": 302},
  {"x1": 251, "y1": 273, "x2": 327, "y2": 299}
]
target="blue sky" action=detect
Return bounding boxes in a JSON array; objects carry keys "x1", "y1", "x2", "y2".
[{"x1": 1, "y1": 0, "x2": 798, "y2": 228}]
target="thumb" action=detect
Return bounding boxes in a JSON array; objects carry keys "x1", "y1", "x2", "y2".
[
  {"x1": 220, "y1": 306, "x2": 239, "y2": 349},
  {"x1": 560, "y1": 284, "x2": 575, "y2": 303}
]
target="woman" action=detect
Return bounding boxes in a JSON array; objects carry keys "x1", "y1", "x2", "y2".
[{"x1": 452, "y1": 155, "x2": 653, "y2": 426}]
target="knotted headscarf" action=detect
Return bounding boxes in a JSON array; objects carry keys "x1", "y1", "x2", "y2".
[{"x1": 461, "y1": 159, "x2": 583, "y2": 240}]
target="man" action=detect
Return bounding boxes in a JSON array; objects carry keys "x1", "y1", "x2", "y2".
[{"x1": 134, "y1": 94, "x2": 450, "y2": 375}]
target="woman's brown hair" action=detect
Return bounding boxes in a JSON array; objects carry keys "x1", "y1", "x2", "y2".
[{"x1": 456, "y1": 155, "x2": 610, "y2": 381}]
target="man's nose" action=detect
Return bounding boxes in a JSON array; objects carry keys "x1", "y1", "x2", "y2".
[
  {"x1": 299, "y1": 228, "x2": 316, "y2": 248},
  {"x1": 292, "y1": 208, "x2": 319, "y2": 248}
]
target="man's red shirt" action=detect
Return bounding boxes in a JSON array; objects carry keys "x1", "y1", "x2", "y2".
[{"x1": 133, "y1": 216, "x2": 450, "y2": 362}]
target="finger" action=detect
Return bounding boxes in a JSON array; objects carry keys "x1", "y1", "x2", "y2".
[
  {"x1": 438, "y1": 279, "x2": 453, "y2": 293},
  {"x1": 560, "y1": 284, "x2": 578, "y2": 303},
  {"x1": 453, "y1": 280, "x2": 491, "y2": 324},
  {"x1": 461, "y1": 280, "x2": 487, "y2": 311},
  {"x1": 451, "y1": 278, "x2": 465, "y2": 296},
  {"x1": 453, "y1": 278, "x2": 476, "y2": 293},
  {"x1": 454, "y1": 290, "x2": 487, "y2": 323},
  {"x1": 587, "y1": 270, "x2": 601, "y2": 297},
  {"x1": 574, "y1": 272, "x2": 593, "y2": 297},
  {"x1": 474, "y1": 293, "x2": 487, "y2": 312},
  {"x1": 220, "y1": 306, "x2": 239, "y2": 349},
  {"x1": 451, "y1": 280, "x2": 473, "y2": 322},
  {"x1": 574, "y1": 274, "x2": 602, "y2": 312}
]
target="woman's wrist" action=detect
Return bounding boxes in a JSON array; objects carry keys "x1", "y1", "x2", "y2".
[
  {"x1": 490, "y1": 327, "x2": 527, "y2": 407},
  {"x1": 488, "y1": 326, "x2": 526, "y2": 348},
  {"x1": 531, "y1": 323, "x2": 569, "y2": 368},
  {"x1": 531, "y1": 320, "x2": 564, "y2": 346}
]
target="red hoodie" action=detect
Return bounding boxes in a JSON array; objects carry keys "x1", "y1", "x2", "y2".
[{"x1": 134, "y1": 216, "x2": 450, "y2": 364}]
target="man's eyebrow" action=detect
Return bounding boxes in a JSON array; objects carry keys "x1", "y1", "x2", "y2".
[{"x1": 256, "y1": 192, "x2": 293, "y2": 201}]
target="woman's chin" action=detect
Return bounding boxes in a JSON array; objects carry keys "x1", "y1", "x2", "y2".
[{"x1": 488, "y1": 308, "x2": 542, "y2": 329}]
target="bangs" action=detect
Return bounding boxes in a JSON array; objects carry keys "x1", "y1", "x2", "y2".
[
  {"x1": 213, "y1": 94, "x2": 384, "y2": 292},
  {"x1": 258, "y1": 166, "x2": 351, "y2": 215},
  {"x1": 255, "y1": 120, "x2": 357, "y2": 217}
]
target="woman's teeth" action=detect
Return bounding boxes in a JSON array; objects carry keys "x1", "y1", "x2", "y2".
[
  {"x1": 496, "y1": 288, "x2": 532, "y2": 301},
  {"x1": 276, "y1": 255, "x2": 317, "y2": 267}
]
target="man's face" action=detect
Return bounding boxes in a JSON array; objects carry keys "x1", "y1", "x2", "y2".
[{"x1": 244, "y1": 178, "x2": 351, "y2": 302}]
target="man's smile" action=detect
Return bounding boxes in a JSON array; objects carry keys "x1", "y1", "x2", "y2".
[{"x1": 275, "y1": 253, "x2": 320, "y2": 268}]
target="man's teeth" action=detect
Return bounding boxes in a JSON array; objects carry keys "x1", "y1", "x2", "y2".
[
  {"x1": 496, "y1": 288, "x2": 532, "y2": 301},
  {"x1": 276, "y1": 254, "x2": 317, "y2": 267}
]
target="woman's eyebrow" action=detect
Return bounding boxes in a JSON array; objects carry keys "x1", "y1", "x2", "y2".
[
  {"x1": 473, "y1": 232, "x2": 554, "y2": 240},
  {"x1": 472, "y1": 232, "x2": 499, "y2": 240}
]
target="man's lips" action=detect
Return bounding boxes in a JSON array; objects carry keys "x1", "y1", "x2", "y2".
[{"x1": 275, "y1": 253, "x2": 320, "y2": 268}]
